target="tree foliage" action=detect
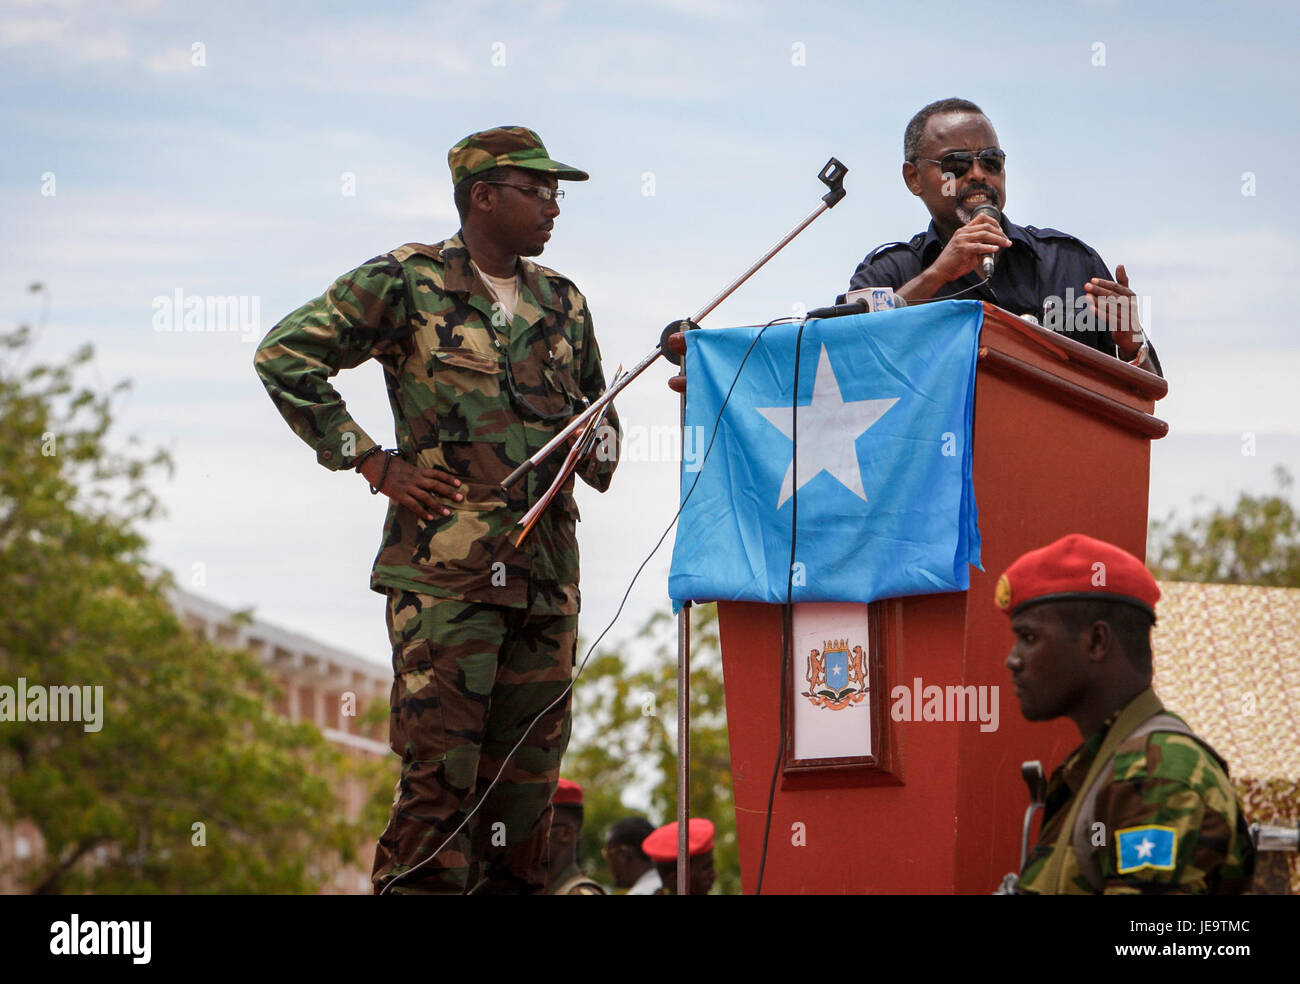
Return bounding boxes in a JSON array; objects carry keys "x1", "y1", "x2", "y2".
[
  {"x1": 565, "y1": 603, "x2": 740, "y2": 894},
  {"x1": 0, "y1": 322, "x2": 370, "y2": 893},
  {"x1": 1148, "y1": 467, "x2": 1300, "y2": 586}
]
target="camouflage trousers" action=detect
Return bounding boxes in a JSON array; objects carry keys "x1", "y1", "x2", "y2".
[{"x1": 371, "y1": 590, "x2": 576, "y2": 894}]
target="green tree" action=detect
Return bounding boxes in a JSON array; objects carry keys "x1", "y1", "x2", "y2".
[
  {"x1": 565, "y1": 602, "x2": 740, "y2": 894},
  {"x1": 1148, "y1": 467, "x2": 1300, "y2": 585},
  {"x1": 0, "y1": 322, "x2": 373, "y2": 893}
]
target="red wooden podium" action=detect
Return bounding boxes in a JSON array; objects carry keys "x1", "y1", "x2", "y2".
[{"x1": 715, "y1": 302, "x2": 1168, "y2": 894}]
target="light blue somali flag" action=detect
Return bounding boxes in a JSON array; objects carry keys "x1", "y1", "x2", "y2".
[
  {"x1": 668, "y1": 299, "x2": 983, "y2": 606},
  {"x1": 1116, "y1": 826, "x2": 1178, "y2": 874}
]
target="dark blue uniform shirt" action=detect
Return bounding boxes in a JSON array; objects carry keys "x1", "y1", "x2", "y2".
[{"x1": 844, "y1": 215, "x2": 1161, "y2": 375}]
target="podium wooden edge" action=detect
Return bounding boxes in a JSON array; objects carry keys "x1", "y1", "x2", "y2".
[
  {"x1": 980, "y1": 302, "x2": 1168, "y2": 403},
  {"x1": 978, "y1": 302, "x2": 1167, "y2": 438},
  {"x1": 978, "y1": 347, "x2": 1168, "y2": 439}
]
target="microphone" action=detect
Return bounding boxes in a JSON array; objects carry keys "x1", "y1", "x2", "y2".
[
  {"x1": 807, "y1": 290, "x2": 907, "y2": 320},
  {"x1": 806, "y1": 298, "x2": 870, "y2": 319},
  {"x1": 970, "y1": 203, "x2": 1000, "y2": 281}
]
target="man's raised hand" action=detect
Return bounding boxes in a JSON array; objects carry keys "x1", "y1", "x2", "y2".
[{"x1": 1084, "y1": 264, "x2": 1144, "y2": 359}]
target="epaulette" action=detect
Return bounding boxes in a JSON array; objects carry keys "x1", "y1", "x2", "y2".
[
  {"x1": 865, "y1": 238, "x2": 917, "y2": 264},
  {"x1": 390, "y1": 241, "x2": 445, "y2": 263},
  {"x1": 1022, "y1": 226, "x2": 1087, "y2": 245},
  {"x1": 528, "y1": 259, "x2": 578, "y2": 290}
]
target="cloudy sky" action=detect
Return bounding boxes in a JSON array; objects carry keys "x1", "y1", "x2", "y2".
[{"x1": 4, "y1": 0, "x2": 1297, "y2": 663}]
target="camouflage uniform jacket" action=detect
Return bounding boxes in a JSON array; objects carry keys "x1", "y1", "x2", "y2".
[
  {"x1": 1018, "y1": 689, "x2": 1255, "y2": 894},
  {"x1": 254, "y1": 232, "x2": 619, "y2": 614}
]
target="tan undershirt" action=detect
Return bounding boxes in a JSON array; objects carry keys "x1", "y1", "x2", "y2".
[{"x1": 471, "y1": 260, "x2": 521, "y2": 323}]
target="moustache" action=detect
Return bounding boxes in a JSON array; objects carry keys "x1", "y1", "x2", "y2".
[{"x1": 960, "y1": 185, "x2": 1000, "y2": 207}]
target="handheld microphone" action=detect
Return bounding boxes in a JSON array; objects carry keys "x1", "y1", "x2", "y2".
[{"x1": 970, "y1": 203, "x2": 1000, "y2": 281}]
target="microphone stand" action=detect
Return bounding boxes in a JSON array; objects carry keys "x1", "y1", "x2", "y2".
[
  {"x1": 499, "y1": 158, "x2": 847, "y2": 492},
  {"x1": 500, "y1": 157, "x2": 848, "y2": 895}
]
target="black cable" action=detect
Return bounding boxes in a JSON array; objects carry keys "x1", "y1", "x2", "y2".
[
  {"x1": 907, "y1": 273, "x2": 992, "y2": 304},
  {"x1": 754, "y1": 318, "x2": 808, "y2": 896},
  {"x1": 380, "y1": 317, "x2": 790, "y2": 894}
]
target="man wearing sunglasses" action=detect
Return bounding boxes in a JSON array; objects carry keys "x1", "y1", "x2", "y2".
[
  {"x1": 846, "y1": 98, "x2": 1160, "y2": 375},
  {"x1": 255, "y1": 125, "x2": 620, "y2": 894}
]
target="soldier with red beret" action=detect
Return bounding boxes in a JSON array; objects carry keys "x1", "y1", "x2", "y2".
[
  {"x1": 997, "y1": 534, "x2": 1255, "y2": 894},
  {"x1": 545, "y1": 779, "x2": 607, "y2": 896},
  {"x1": 642, "y1": 818, "x2": 716, "y2": 895}
]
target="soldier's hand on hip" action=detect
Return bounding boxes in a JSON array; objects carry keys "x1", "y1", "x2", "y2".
[{"x1": 360, "y1": 453, "x2": 463, "y2": 521}]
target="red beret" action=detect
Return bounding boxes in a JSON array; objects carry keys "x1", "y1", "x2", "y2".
[
  {"x1": 995, "y1": 533, "x2": 1160, "y2": 619},
  {"x1": 554, "y1": 778, "x2": 584, "y2": 806},
  {"x1": 641, "y1": 819, "x2": 714, "y2": 861}
]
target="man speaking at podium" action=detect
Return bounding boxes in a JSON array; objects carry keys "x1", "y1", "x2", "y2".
[{"x1": 846, "y1": 98, "x2": 1161, "y2": 376}]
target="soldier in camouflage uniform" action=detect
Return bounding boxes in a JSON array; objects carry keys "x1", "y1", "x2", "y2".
[
  {"x1": 254, "y1": 126, "x2": 619, "y2": 894},
  {"x1": 997, "y1": 534, "x2": 1254, "y2": 894},
  {"x1": 545, "y1": 779, "x2": 607, "y2": 895}
]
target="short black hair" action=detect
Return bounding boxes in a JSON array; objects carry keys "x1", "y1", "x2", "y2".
[
  {"x1": 1052, "y1": 599, "x2": 1155, "y2": 673},
  {"x1": 904, "y1": 98, "x2": 986, "y2": 163},
  {"x1": 453, "y1": 164, "x2": 514, "y2": 221},
  {"x1": 607, "y1": 816, "x2": 655, "y2": 859}
]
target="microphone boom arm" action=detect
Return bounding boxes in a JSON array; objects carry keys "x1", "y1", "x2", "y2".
[{"x1": 499, "y1": 156, "x2": 848, "y2": 491}]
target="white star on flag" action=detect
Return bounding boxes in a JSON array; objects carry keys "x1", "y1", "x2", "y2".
[
  {"x1": 1135, "y1": 838, "x2": 1155, "y2": 859},
  {"x1": 756, "y1": 344, "x2": 899, "y2": 508}
]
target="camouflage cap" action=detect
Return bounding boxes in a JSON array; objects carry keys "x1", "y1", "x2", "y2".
[{"x1": 448, "y1": 125, "x2": 589, "y2": 186}]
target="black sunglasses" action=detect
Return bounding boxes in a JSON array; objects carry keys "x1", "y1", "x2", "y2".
[{"x1": 918, "y1": 148, "x2": 1006, "y2": 178}]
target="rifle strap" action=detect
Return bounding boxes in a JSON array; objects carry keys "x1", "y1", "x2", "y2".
[{"x1": 1039, "y1": 687, "x2": 1163, "y2": 893}]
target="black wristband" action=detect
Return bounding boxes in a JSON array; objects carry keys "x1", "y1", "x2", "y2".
[
  {"x1": 353, "y1": 444, "x2": 384, "y2": 473},
  {"x1": 371, "y1": 450, "x2": 397, "y2": 495}
]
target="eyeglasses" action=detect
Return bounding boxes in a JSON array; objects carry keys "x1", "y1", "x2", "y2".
[
  {"x1": 485, "y1": 181, "x2": 564, "y2": 201},
  {"x1": 917, "y1": 148, "x2": 1006, "y2": 178}
]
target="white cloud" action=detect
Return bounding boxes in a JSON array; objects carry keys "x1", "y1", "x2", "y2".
[
  {"x1": 0, "y1": 0, "x2": 134, "y2": 63},
  {"x1": 1156, "y1": 348, "x2": 1300, "y2": 437},
  {"x1": 0, "y1": 13, "x2": 66, "y2": 46},
  {"x1": 142, "y1": 44, "x2": 196, "y2": 75},
  {"x1": 1103, "y1": 227, "x2": 1300, "y2": 344}
]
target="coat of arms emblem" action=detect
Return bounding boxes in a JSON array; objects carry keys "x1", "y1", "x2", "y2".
[{"x1": 802, "y1": 638, "x2": 869, "y2": 710}]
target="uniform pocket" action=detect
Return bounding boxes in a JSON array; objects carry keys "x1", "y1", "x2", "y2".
[
  {"x1": 388, "y1": 638, "x2": 450, "y2": 763},
  {"x1": 427, "y1": 346, "x2": 506, "y2": 443},
  {"x1": 410, "y1": 476, "x2": 511, "y2": 576}
]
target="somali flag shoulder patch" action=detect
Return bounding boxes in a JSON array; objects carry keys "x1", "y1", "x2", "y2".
[{"x1": 1115, "y1": 825, "x2": 1178, "y2": 874}]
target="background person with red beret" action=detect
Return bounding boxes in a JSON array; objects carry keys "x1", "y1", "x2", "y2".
[
  {"x1": 998, "y1": 534, "x2": 1255, "y2": 894},
  {"x1": 545, "y1": 779, "x2": 607, "y2": 896},
  {"x1": 642, "y1": 818, "x2": 716, "y2": 895}
]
